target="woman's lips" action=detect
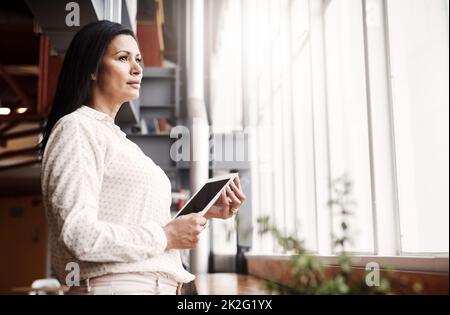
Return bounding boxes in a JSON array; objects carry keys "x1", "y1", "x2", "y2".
[{"x1": 127, "y1": 83, "x2": 141, "y2": 89}]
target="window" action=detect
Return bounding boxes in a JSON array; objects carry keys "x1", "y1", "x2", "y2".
[
  {"x1": 206, "y1": 0, "x2": 449, "y2": 258},
  {"x1": 386, "y1": 0, "x2": 449, "y2": 253},
  {"x1": 323, "y1": 0, "x2": 375, "y2": 254}
]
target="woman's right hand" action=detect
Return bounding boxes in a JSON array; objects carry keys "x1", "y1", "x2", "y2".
[{"x1": 163, "y1": 213, "x2": 207, "y2": 250}]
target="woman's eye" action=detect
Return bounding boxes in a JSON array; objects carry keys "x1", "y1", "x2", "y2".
[
  {"x1": 136, "y1": 58, "x2": 142, "y2": 64},
  {"x1": 119, "y1": 56, "x2": 128, "y2": 61}
]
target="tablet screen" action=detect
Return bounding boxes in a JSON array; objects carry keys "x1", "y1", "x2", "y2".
[{"x1": 176, "y1": 179, "x2": 231, "y2": 217}]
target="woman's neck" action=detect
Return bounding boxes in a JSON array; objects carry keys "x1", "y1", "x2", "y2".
[{"x1": 89, "y1": 91, "x2": 121, "y2": 120}]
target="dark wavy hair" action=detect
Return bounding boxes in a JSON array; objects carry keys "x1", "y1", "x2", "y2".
[{"x1": 39, "y1": 20, "x2": 136, "y2": 154}]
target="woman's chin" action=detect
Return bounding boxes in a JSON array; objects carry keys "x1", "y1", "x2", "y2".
[{"x1": 124, "y1": 93, "x2": 140, "y2": 102}]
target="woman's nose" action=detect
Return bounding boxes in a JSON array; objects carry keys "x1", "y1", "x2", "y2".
[
  {"x1": 131, "y1": 61, "x2": 142, "y2": 76},
  {"x1": 132, "y1": 66, "x2": 141, "y2": 76}
]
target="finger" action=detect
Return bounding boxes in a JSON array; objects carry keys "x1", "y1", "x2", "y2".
[
  {"x1": 226, "y1": 186, "x2": 242, "y2": 206},
  {"x1": 197, "y1": 216, "x2": 207, "y2": 226},
  {"x1": 225, "y1": 187, "x2": 234, "y2": 204},
  {"x1": 235, "y1": 176, "x2": 242, "y2": 190},
  {"x1": 197, "y1": 222, "x2": 207, "y2": 233},
  {"x1": 233, "y1": 177, "x2": 240, "y2": 189},
  {"x1": 221, "y1": 189, "x2": 230, "y2": 205},
  {"x1": 191, "y1": 213, "x2": 206, "y2": 225},
  {"x1": 230, "y1": 181, "x2": 247, "y2": 201},
  {"x1": 194, "y1": 218, "x2": 206, "y2": 230}
]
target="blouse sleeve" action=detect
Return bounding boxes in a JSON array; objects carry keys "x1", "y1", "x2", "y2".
[{"x1": 41, "y1": 115, "x2": 167, "y2": 263}]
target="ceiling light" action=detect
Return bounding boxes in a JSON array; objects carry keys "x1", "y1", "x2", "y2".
[
  {"x1": 0, "y1": 107, "x2": 11, "y2": 115},
  {"x1": 16, "y1": 107, "x2": 29, "y2": 114}
]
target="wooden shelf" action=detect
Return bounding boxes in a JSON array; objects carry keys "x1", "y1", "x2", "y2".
[{"x1": 3, "y1": 65, "x2": 39, "y2": 76}]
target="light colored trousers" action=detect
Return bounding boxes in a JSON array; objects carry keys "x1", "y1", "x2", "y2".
[{"x1": 66, "y1": 272, "x2": 183, "y2": 295}]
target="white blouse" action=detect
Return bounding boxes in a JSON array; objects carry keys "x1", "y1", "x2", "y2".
[{"x1": 41, "y1": 105, "x2": 195, "y2": 284}]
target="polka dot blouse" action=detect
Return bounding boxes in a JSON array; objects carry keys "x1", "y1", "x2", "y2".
[{"x1": 41, "y1": 105, "x2": 195, "y2": 284}]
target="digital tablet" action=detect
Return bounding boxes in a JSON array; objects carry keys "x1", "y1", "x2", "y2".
[{"x1": 173, "y1": 173, "x2": 239, "y2": 218}]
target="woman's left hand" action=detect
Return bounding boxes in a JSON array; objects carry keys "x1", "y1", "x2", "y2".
[{"x1": 204, "y1": 176, "x2": 246, "y2": 220}]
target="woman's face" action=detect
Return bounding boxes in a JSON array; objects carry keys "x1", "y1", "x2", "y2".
[{"x1": 93, "y1": 34, "x2": 143, "y2": 104}]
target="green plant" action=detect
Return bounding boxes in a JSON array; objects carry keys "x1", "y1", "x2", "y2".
[
  {"x1": 257, "y1": 174, "x2": 421, "y2": 295},
  {"x1": 224, "y1": 212, "x2": 252, "y2": 244}
]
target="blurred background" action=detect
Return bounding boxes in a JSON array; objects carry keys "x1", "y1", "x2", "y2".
[{"x1": 0, "y1": 0, "x2": 448, "y2": 295}]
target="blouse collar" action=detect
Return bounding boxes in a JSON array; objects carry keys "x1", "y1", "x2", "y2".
[{"x1": 78, "y1": 105, "x2": 127, "y2": 138}]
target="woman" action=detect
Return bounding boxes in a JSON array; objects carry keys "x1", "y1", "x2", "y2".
[{"x1": 40, "y1": 20, "x2": 246, "y2": 295}]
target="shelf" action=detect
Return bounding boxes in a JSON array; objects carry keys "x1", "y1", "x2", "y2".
[
  {"x1": 116, "y1": 100, "x2": 140, "y2": 125},
  {"x1": 124, "y1": 66, "x2": 181, "y2": 169},
  {"x1": 140, "y1": 104, "x2": 174, "y2": 109},
  {"x1": 142, "y1": 67, "x2": 176, "y2": 79},
  {"x1": 127, "y1": 133, "x2": 175, "y2": 169},
  {"x1": 142, "y1": 75, "x2": 175, "y2": 79},
  {"x1": 3, "y1": 65, "x2": 39, "y2": 76}
]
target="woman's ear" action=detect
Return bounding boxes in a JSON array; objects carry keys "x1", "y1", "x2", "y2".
[{"x1": 90, "y1": 73, "x2": 96, "y2": 81}]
